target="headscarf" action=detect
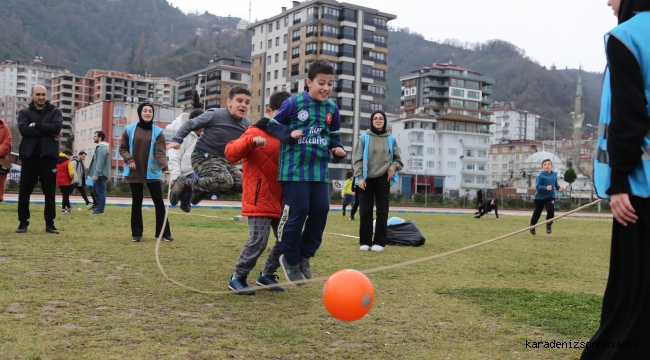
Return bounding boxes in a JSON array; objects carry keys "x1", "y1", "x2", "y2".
[
  {"x1": 137, "y1": 103, "x2": 154, "y2": 130},
  {"x1": 618, "y1": 0, "x2": 650, "y2": 24},
  {"x1": 370, "y1": 109, "x2": 387, "y2": 135}
]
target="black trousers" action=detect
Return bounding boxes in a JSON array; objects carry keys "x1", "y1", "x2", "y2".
[
  {"x1": 59, "y1": 185, "x2": 73, "y2": 209},
  {"x1": 529, "y1": 197, "x2": 555, "y2": 226},
  {"x1": 73, "y1": 185, "x2": 91, "y2": 205},
  {"x1": 359, "y1": 176, "x2": 390, "y2": 247},
  {"x1": 350, "y1": 185, "x2": 360, "y2": 219},
  {"x1": 129, "y1": 182, "x2": 171, "y2": 237},
  {"x1": 18, "y1": 157, "x2": 57, "y2": 226},
  {"x1": 581, "y1": 196, "x2": 650, "y2": 359}
]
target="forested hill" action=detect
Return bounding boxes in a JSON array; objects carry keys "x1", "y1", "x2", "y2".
[{"x1": 1, "y1": 0, "x2": 601, "y2": 139}]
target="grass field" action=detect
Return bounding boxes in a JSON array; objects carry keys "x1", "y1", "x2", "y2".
[{"x1": 0, "y1": 202, "x2": 611, "y2": 359}]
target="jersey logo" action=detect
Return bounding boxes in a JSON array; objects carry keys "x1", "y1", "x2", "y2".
[
  {"x1": 326, "y1": 113, "x2": 332, "y2": 125},
  {"x1": 297, "y1": 110, "x2": 309, "y2": 122}
]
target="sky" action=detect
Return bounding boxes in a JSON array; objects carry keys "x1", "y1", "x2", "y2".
[{"x1": 171, "y1": 0, "x2": 618, "y2": 73}]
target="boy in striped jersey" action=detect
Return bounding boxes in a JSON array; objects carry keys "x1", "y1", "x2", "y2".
[{"x1": 268, "y1": 60, "x2": 346, "y2": 284}]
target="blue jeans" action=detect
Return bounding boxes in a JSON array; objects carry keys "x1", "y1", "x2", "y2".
[
  {"x1": 181, "y1": 173, "x2": 198, "y2": 202},
  {"x1": 92, "y1": 176, "x2": 107, "y2": 212}
]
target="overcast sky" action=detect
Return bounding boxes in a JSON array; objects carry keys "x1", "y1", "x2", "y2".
[{"x1": 171, "y1": 0, "x2": 617, "y2": 73}]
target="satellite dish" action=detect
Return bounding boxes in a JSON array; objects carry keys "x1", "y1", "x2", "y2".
[
  {"x1": 126, "y1": 96, "x2": 132, "y2": 103},
  {"x1": 148, "y1": 97, "x2": 154, "y2": 103},
  {"x1": 133, "y1": 97, "x2": 140, "y2": 103}
]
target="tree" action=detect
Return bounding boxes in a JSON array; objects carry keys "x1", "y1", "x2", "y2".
[{"x1": 564, "y1": 167, "x2": 577, "y2": 199}]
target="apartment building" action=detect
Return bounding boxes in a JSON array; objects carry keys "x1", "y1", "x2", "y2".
[
  {"x1": 488, "y1": 140, "x2": 546, "y2": 187},
  {"x1": 391, "y1": 112, "x2": 493, "y2": 199},
  {"x1": 489, "y1": 101, "x2": 539, "y2": 142},
  {"x1": 72, "y1": 101, "x2": 181, "y2": 178},
  {"x1": 52, "y1": 70, "x2": 177, "y2": 147},
  {"x1": 399, "y1": 63, "x2": 494, "y2": 121},
  {"x1": 176, "y1": 56, "x2": 251, "y2": 111},
  {"x1": 0, "y1": 58, "x2": 71, "y2": 128},
  {"x1": 247, "y1": 0, "x2": 396, "y2": 180}
]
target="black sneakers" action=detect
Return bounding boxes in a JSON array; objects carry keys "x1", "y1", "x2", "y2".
[
  {"x1": 546, "y1": 224, "x2": 552, "y2": 234},
  {"x1": 15, "y1": 223, "x2": 29, "y2": 233},
  {"x1": 45, "y1": 225, "x2": 59, "y2": 234}
]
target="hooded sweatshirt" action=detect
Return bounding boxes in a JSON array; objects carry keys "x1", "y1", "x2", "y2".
[
  {"x1": 352, "y1": 129, "x2": 404, "y2": 181},
  {"x1": 535, "y1": 170, "x2": 560, "y2": 200},
  {"x1": 166, "y1": 113, "x2": 198, "y2": 181},
  {"x1": 0, "y1": 117, "x2": 11, "y2": 159},
  {"x1": 56, "y1": 152, "x2": 75, "y2": 186}
]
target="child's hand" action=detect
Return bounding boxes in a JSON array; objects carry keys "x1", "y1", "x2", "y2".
[
  {"x1": 252, "y1": 136, "x2": 266, "y2": 147},
  {"x1": 291, "y1": 130, "x2": 303, "y2": 139},
  {"x1": 558, "y1": 187, "x2": 565, "y2": 192},
  {"x1": 167, "y1": 142, "x2": 181, "y2": 150},
  {"x1": 332, "y1": 147, "x2": 346, "y2": 157},
  {"x1": 547, "y1": 185, "x2": 552, "y2": 190}
]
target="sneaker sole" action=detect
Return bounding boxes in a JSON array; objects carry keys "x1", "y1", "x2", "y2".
[
  {"x1": 228, "y1": 285, "x2": 255, "y2": 295},
  {"x1": 255, "y1": 280, "x2": 286, "y2": 292}
]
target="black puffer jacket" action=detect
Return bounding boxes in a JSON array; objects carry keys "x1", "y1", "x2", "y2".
[{"x1": 17, "y1": 101, "x2": 63, "y2": 160}]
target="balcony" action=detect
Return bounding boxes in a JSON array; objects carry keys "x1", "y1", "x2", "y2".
[
  {"x1": 334, "y1": 86, "x2": 355, "y2": 94},
  {"x1": 362, "y1": 90, "x2": 385, "y2": 98},
  {"x1": 179, "y1": 83, "x2": 193, "y2": 90},
  {"x1": 363, "y1": 55, "x2": 386, "y2": 64},
  {"x1": 206, "y1": 89, "x2": 221, "y2": 95},
  {"x1": 293, "y1": 18, "x2": 301, "y2": 25},
  {"x1": 322, "y1": 13, "x2": 339, "y2": 21},
  {"x1": 423, "y1": 79, "x2": 449, "y2": 87},
  {"x1": 207, "y1": 74, "x2": 221, "y2": 81},
  {"x1": 482, "y1": 96, "x2": 492, "y2": 103},
  {"x1": 320, "y1": 31, "x2": 339, "y2": 39},
  {"x1": 482, "y1": 86, "x2": 493, "y2": 94},
  {"x1": 306, "y1": 30, "x2": 317, "y2": 38},
  {"x1": 423, "y1": 90, "x2": 448, "y2": 98},
  {"x1": 292, "y1": 35, "x2": 300, "y2": 42}
]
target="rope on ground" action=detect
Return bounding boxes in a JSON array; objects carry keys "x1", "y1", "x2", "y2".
[{"x1": 155, "y1": 197, "x2": 603, "y2": 295}]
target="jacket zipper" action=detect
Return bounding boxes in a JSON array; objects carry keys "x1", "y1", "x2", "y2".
[{"x1": 254, "y1": 178, "x2": 262, "y2": 205}]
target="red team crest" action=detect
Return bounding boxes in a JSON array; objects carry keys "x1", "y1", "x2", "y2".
[{"x1": 326, "y1": 113, "x2": 332, "y2": 125}]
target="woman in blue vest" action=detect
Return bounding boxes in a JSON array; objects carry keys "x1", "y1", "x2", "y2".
[
  {"x1": 352, "y1": 110, "x2": 403, "y2": 252},
  {"x1": 119, "y1": 103, "x2": 172, "y2": 242},
  {"x1": 584, "y1": 1, "x2": 650, "y2": 359}
]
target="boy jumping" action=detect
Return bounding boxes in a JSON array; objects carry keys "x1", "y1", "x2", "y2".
[
  {"x1": 529, "y1": 159, "x2": 564, "y2": 234},
  {"x1": 267, "y1": 60, "x2": 346, "y2": 284}
]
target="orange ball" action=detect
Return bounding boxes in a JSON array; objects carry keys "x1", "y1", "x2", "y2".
[{"x1": 322, "y1": 269, "x2": 375, "y2": 322}]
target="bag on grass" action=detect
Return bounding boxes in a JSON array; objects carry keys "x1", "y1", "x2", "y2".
[{"x1": 386, "y1": 220, "x2": 426, "y2": 247}]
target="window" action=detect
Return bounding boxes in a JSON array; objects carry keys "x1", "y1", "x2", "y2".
[
  {"x1": 427, "y1": 161, "x2": 435, "y2": 168},
  {"x1": 266, "y1": 88, "x2": 270, "y2": 97},
  {"x1": 308, "y1": 7, "x2": 318, "y2": 18},
  {"x1": 293, "y1": 12, "x2": 301, "y2": 24},
  {"x1": 267, "y1": 72, "x2": 271, "y2": 81},
  {"x1": 323, "y1": 6, "x2": 340, "y2": 19},
  {"x1": 268, "y1": 24, "x2": 273, "y2": 32},
  {"x1": 502, "y1": 147, "x2": 508, "y2": 153},
  {"x1": 492, "y1": 156, "x2": 498, "y2": 161},
  {"x1": 113, "y1": 103, "x2": 125, "y2": 117},
  {"x1": 478, "y1": 164, "x2": 486, "y2": 171},
  {"x1": 267, "y1": 56, "x2": 272, "y2": 65},
  {"x1": 274, "y1": 70, "x2": 278, "y2": 79},
  {"x1": 292, "y1": 47, "x2": 300, "y2": 59},
  {"x1": 447, "y1": 175, "x2": 456, "y2": 183},
  {"x1": 451, "y1": 88, "x2": 465, "y2": 97},
  {"x1": 284, "y1": 17, "x2": 288, "y2": 26},
  {"x1": 494, "y1": 147, "x2": 499, "y2": 153},
  {"x1": 523, "y1": 146, "x2": 529, "y2": 151},
  {"x1": 427, "y1": 148, "x2": 434, "y2": 155},
  {"x1": 282, "y1": 68, "x2": 287, "y2": 77},
  {"x1": 276, "y1": 37, "x2": 280, "y2": 46},
  {"x1": 268, "y1": 39, "x2": 272, "y2": 49},
  {"x1": 322, "y1": 25, "x2": 340, "y2": 36},
  {"x1": 283, "y1": 34, "x2": 288, "y2": 44},
  {"x1": 276, "y1": 20, "x2": 280, "y2": 30},
  {"x1": 428, "y1": 134, "x2": 435, "y2": 142},
  {"x1": 306, "y1": 43, "x2": 317, "y2": 55},
  {"x1": 451, "y1": 78, "x2": 464, "y2": 87},
  {"x1": 450, "y1": 99, "x2": 463, "y2": 107},
  {"x1": 522, "y1": 155, "x2": 529, "y2": 160},
  {"x1": 502, "y1": 155, "x2": 507, "y2": 161},
  {"x1": 467, "y1": 90, "x2": 480, "y2": 99},
  {"x1": 448, "y1": 148, "x2": 457, "y2": 155},
  {"x1": 502, "y1": 164, "x2": 508, "y2": 169},
  {"x1": 252, "y1": 44, "x2": 255, "y2": 52},
  {"x1": 292, "y1": 29, "x2": 300, "y2": 42},
  {"x1": 275, "y1": 54, "x2": 279, "y2": 63},
  {"x1": 466, "y1": 149, "x2": 474, "y2": 157},
  {"x1": 230, "y1": 72, "x2": 242, "y2": 81},
  {"x1": 447, "y1": 135, "x2": 458, "y2": 142},
  {"x1": 283, "y1": 51, "x2": 287, "y2": 60},
  {"x1": 321, "y1": 43, "x2": 339, "y2": 56},
  {"x1": 492, "y1": 164, "x2": 498, "y2": 170},
  {"x1": 260, "y1": 25, "x2": 263, "y2": 33}
]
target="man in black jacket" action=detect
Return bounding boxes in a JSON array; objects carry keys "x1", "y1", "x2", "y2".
[{"x1": 16, "y1": 85, "x2": 63, "y2": 234}]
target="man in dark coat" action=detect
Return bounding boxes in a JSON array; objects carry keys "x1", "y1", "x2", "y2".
[{"x1": 16, "y1": 85, "x2": 63, "y2": 234}]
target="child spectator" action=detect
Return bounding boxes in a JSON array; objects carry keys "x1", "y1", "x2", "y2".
[
  {"x1": 267, "y1": 60, "x2": 346, "y2": 284},
  {"x1": 475, "y1": 198, "x2": 500, "y2": 220},
  {"x1": 341, "y1": 171, "x2": 355, "y2": 217},
  {"x1": 224, "y1": 91, "x2": 291, "y2": 295},
  {"x1": 55, "y1": 149, "x2": 75, "y2": 214},
  {"x1": 528, "y1": 159, "x2": 564, "y2": 234}
]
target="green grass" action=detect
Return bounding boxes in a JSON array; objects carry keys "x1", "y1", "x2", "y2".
[{"x1": 0, "y1": 201, "x2": 611, "y2": 359}]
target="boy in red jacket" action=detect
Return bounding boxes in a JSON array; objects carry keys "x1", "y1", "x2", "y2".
[
  {"x1": 223, "y1": 91, "x2": 291, "y2": 295},
  {"x1": 0, "y1": 117, "x2": 12, "y2": 202},
  {"x1": 55, "y1": 149, "x2": 75, "y2": 213}
]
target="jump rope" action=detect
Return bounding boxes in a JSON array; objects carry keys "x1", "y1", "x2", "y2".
[{"x1": 156, "y1": 187, "x2": 604, "y2": 295}]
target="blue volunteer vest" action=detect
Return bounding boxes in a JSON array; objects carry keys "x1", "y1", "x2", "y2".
[
  {"x1": 123, "y1": 123, "x2": 164, "y2": 180},
  {"x1": 359, "y1": 133, "x2": 399, "y2": 186},
  {"x1": 594, "y1": 12, "x2": 650, "y2": 199}
]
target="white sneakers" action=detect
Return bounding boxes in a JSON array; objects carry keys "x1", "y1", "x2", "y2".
[{"x1": 360, "y1": 245, "x2": 385, "y2": 252}]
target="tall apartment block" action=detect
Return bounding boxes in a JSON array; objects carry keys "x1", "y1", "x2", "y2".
[
  {"x1": 400, "y1": 63, "x2": 494, "y2": 121},
  {"x1": 247, "y1": 0, "x2": 396, "y2": 179},
  {"x1": 176, "y1": 56, "x2": 251, "y2": 111},
  {"x1": 52, "y1": 70, "x2": 177, "y2": 147},
  {"x1": 488, "y1": 101, "x2": 539, "y2": 142},
  {"x1": 0, "y1": 58, "x2": 71, "y2": 128}
]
